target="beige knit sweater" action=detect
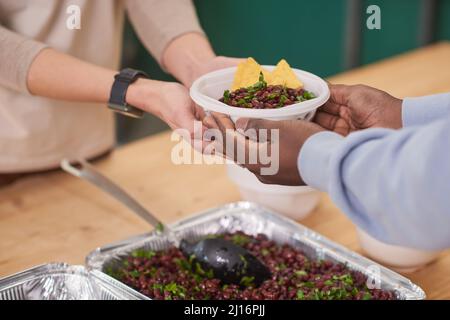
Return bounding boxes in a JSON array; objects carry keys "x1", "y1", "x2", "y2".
[{"x1": 0, "y1": 0, "x2": 204, "y2": 172}]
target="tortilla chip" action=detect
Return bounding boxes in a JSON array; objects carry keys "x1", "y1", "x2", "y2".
[
  {"x1": 231, "y1": 58, "x2": 271, "y2": 91},
  {"x1": 268, "y1": 59, "x2": 303, "y2": 89}
]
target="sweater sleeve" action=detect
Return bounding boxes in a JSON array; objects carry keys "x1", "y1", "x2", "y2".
[
  {"x1": 402, "y1": 92, "x2": 450, "y2": 127},
  {"x1": 125, "y1": 0, "x2": 205, "y2": 67},
  {"x1": 299, "y1": 117, "x2": 450, "y2": 251},
  {"x1": 0, "y1": 24, "x2": 48, "y2": 93}
]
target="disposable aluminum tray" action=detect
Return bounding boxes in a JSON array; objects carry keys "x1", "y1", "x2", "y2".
[
  {"x1": 86, "y1": 202, "x2": 426, "y2": 300},
  {"x1": 0, "y1": 263, "x2": 146, "y2": 300}
]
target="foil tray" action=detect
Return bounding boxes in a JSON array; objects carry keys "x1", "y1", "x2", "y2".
[
  {"x1": 0, "y1": 263, "x2": 146, "y2": 300},
  {"x1": 86, "y1": 202, "x2": 426, "y2": 300}
]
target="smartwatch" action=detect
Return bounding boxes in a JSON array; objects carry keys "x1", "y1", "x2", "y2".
[{"x1": 108, "y1": 68, "x2": 149, "y2": 118}]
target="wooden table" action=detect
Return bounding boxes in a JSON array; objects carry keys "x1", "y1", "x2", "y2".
[{"x1": 1, "y1": 42, "x2": 449, "y2": 299}]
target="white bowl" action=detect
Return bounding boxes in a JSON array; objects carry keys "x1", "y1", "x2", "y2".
[
  {"x1": 356, "y1": 228, "x2": 440, "y2": 273},
  {"x1": 190, "y1": 66, "x2": 330, "y2": 122},
  {"x1": 227, "y1": 164, "x2": 320, "y2": 221}
]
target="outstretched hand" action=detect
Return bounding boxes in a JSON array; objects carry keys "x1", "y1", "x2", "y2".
[
  {"x1": 203, "y1": 113, "x2": 324, "y2": 186},
  {"x1": 314, "y1": 84, "x2": 402, "y2": 136}
]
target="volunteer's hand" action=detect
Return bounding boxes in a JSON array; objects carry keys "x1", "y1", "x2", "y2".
[
  {"x1": 203, "y1": 113, "x2": 325, "y2": 186},
  {"x1": 314, "y1": 84, "x2": 402, "y2": 136},
  {"x1": 127, "y1": 79, "x2": 204, "y2": 137}
]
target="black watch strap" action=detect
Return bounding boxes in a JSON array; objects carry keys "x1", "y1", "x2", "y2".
[{"x1": 108, "y1": 68, "x2": 149, "y2": 118}]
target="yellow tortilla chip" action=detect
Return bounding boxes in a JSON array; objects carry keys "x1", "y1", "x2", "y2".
[
  {"x1": 231, "y1": 58, "x2": 303, "y2": 91},
  {"x1": 268, "y1": 59, "x2": 303, "y2": 89},
  {"x1": 231, "y1": 58, "x2": 271, "y2": 91}
]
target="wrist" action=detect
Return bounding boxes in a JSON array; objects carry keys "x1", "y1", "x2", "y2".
[
  {"x1": 162, "y1": 33, "x2": 216, "y2": 86},
  {"x1": 298, "y1": 131, "x2": 343, "y2": 192},
  {"x1": 385, "y1": 97, "x2": 403, "y2": 129},
  {"x1": 126, "y1": 78, "x2": 165, "y2": 117}
]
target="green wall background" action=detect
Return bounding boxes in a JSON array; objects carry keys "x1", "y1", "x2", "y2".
[
  {"x1": 194, "y1": 0, "x2": 347, "y2": 77},
  {"x1": 117, "y1": 0, "x2": 450, "y2": 144},
  {"x1": 361, "y1": 0, "x2": 421, "y2": 64},
  {"x1": 438, "y1": 0, "x2": 450, "y2": 40}
]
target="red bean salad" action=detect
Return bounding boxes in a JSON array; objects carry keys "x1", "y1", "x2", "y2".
[
  {"x1": 219, "y1": 73, "x2": 316, "y2": 109},
  {"x1": 105, "y1": 232, "x2": 395, "y2": 300}
]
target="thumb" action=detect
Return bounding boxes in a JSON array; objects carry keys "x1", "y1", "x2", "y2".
[
  {"x1": 236, "y1": 118, "x2": 281, "y2": 142},
  {"x1": 236, "y1": 118, "x2": 281, "y2": 130}
]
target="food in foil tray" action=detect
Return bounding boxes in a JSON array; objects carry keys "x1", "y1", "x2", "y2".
[{"x1": 105, "y1": 231, "x2": 396, "y2": 300}]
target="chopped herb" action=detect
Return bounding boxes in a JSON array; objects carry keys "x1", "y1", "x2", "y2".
[
  {"x1": 155, "y1": 222, "x2": 164, "y2": 233},
  {"x1": 258, "y1": 72, "x2": 265, "y2": 83},
  {"x1": 276, "y1": 263, "x2": 287, "y2": 271},
  {"x1": 303, "y1": 91, "x2": 316, "y2": 100},
  {"x1": 324, "y1": 280, "x2": 334, "y2": 286},
  {"x1": 128, "y1": 270, "x2": 140, "y2": 278},
  {"x1": 104, "y1": 266, "x2": 124, "y2": 280},
  {"x1": 302, "y1": 281, "x2": 315, "y2": 288},
  {"x1": 296, "y1": 290, "x2": 305, "y2": 300},
  {"x1": 205, "y1": 269, "x2": 214, "y2": 279},
  {"x1": 363, "y1": 292, "x2": 372, "y2": 300},
  {"x1": 174, "y1": 258, "x2": 191, "y2": 271},
  {"x1": 195, "y1": 262, "x2": 205, "y2": 275},
  {"x1": 239, "y1": 254, "x2": 248, "y2": 271},
  {"x1": 294, "y1": 270, "x2": 307, "y2": 277},
  {"x1": 339, "y1": 274, "x2": 354, "y2": 286},
  {"x1": 277, "y1": 95, "x2": 288, "y2": 108},
  {"x1": 313, "y1": 288, "x2": 324, "y2": 300},
  {"x1": 240, "y1": 276, "x2": 255, "y2": 287},
  {"x1": 223, "y1": 90, "x2": 231, "y2": 104},
  {"x1": 131, "y1": 249, "x2": 156, "y2": 259},
  {"x1": 236, "y1": 98, "x2": 247, "y2": 106},
  {"x1": 230, "y1": 234, "x2": 251, "y2": 246}
]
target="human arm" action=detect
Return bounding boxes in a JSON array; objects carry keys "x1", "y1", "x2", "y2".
[
  {"x1": 298, "y1": 118, "x2": 450, "y2": 250},
  {"x1": 402, "y1": 92, "x2": 450, "y2": 127},
  {"x1": 0, "y1": 23, "x2": 201, "y2": 133},
  {"x1": 126, "y1": 0, "x2": 241, "y2": 87},
  {"x1": 206, "y1": 104, "x2": 450, "y2": 250},
  {"x1": 314, "y1": 84, "x2": 450, "y2": 134}
]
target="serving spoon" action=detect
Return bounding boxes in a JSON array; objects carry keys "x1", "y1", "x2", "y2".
[{"x1": 60, "y1": 159, "x2": 270, "y2": 286}]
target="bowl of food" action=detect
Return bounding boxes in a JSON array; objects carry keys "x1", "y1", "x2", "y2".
[
  {"x1": 227, "y1": 163, "x2": 320, "y2": 221},
  {"x1": 356, "y1": 228, "x2": 440, "y2": 273},
  {"x1": 190, "y1": 58, "x2": 330, "y2": 122},
  {"x1": 191, "y1": 58, "x2": 328, "y2": 218}
]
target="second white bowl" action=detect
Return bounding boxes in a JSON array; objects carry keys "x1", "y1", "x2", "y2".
[
  {"x1": 356, "y1": 228, "x2": 440, "y2": 273},
  {"x1": 227, "y1": 164, "x2": 320, "y2": 221}
]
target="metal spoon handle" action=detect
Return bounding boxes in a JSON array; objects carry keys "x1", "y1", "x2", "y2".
[{"x1": 60, "y1": 159, "x2": 166, "y2": 232}]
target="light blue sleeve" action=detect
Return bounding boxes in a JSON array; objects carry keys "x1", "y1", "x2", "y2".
[
  {"x1": 402, "y1": 92, "x2": 450, "y2": 127},
  {"x1": 298, "y1": 117, "x2": 450, "y2": 251}
]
